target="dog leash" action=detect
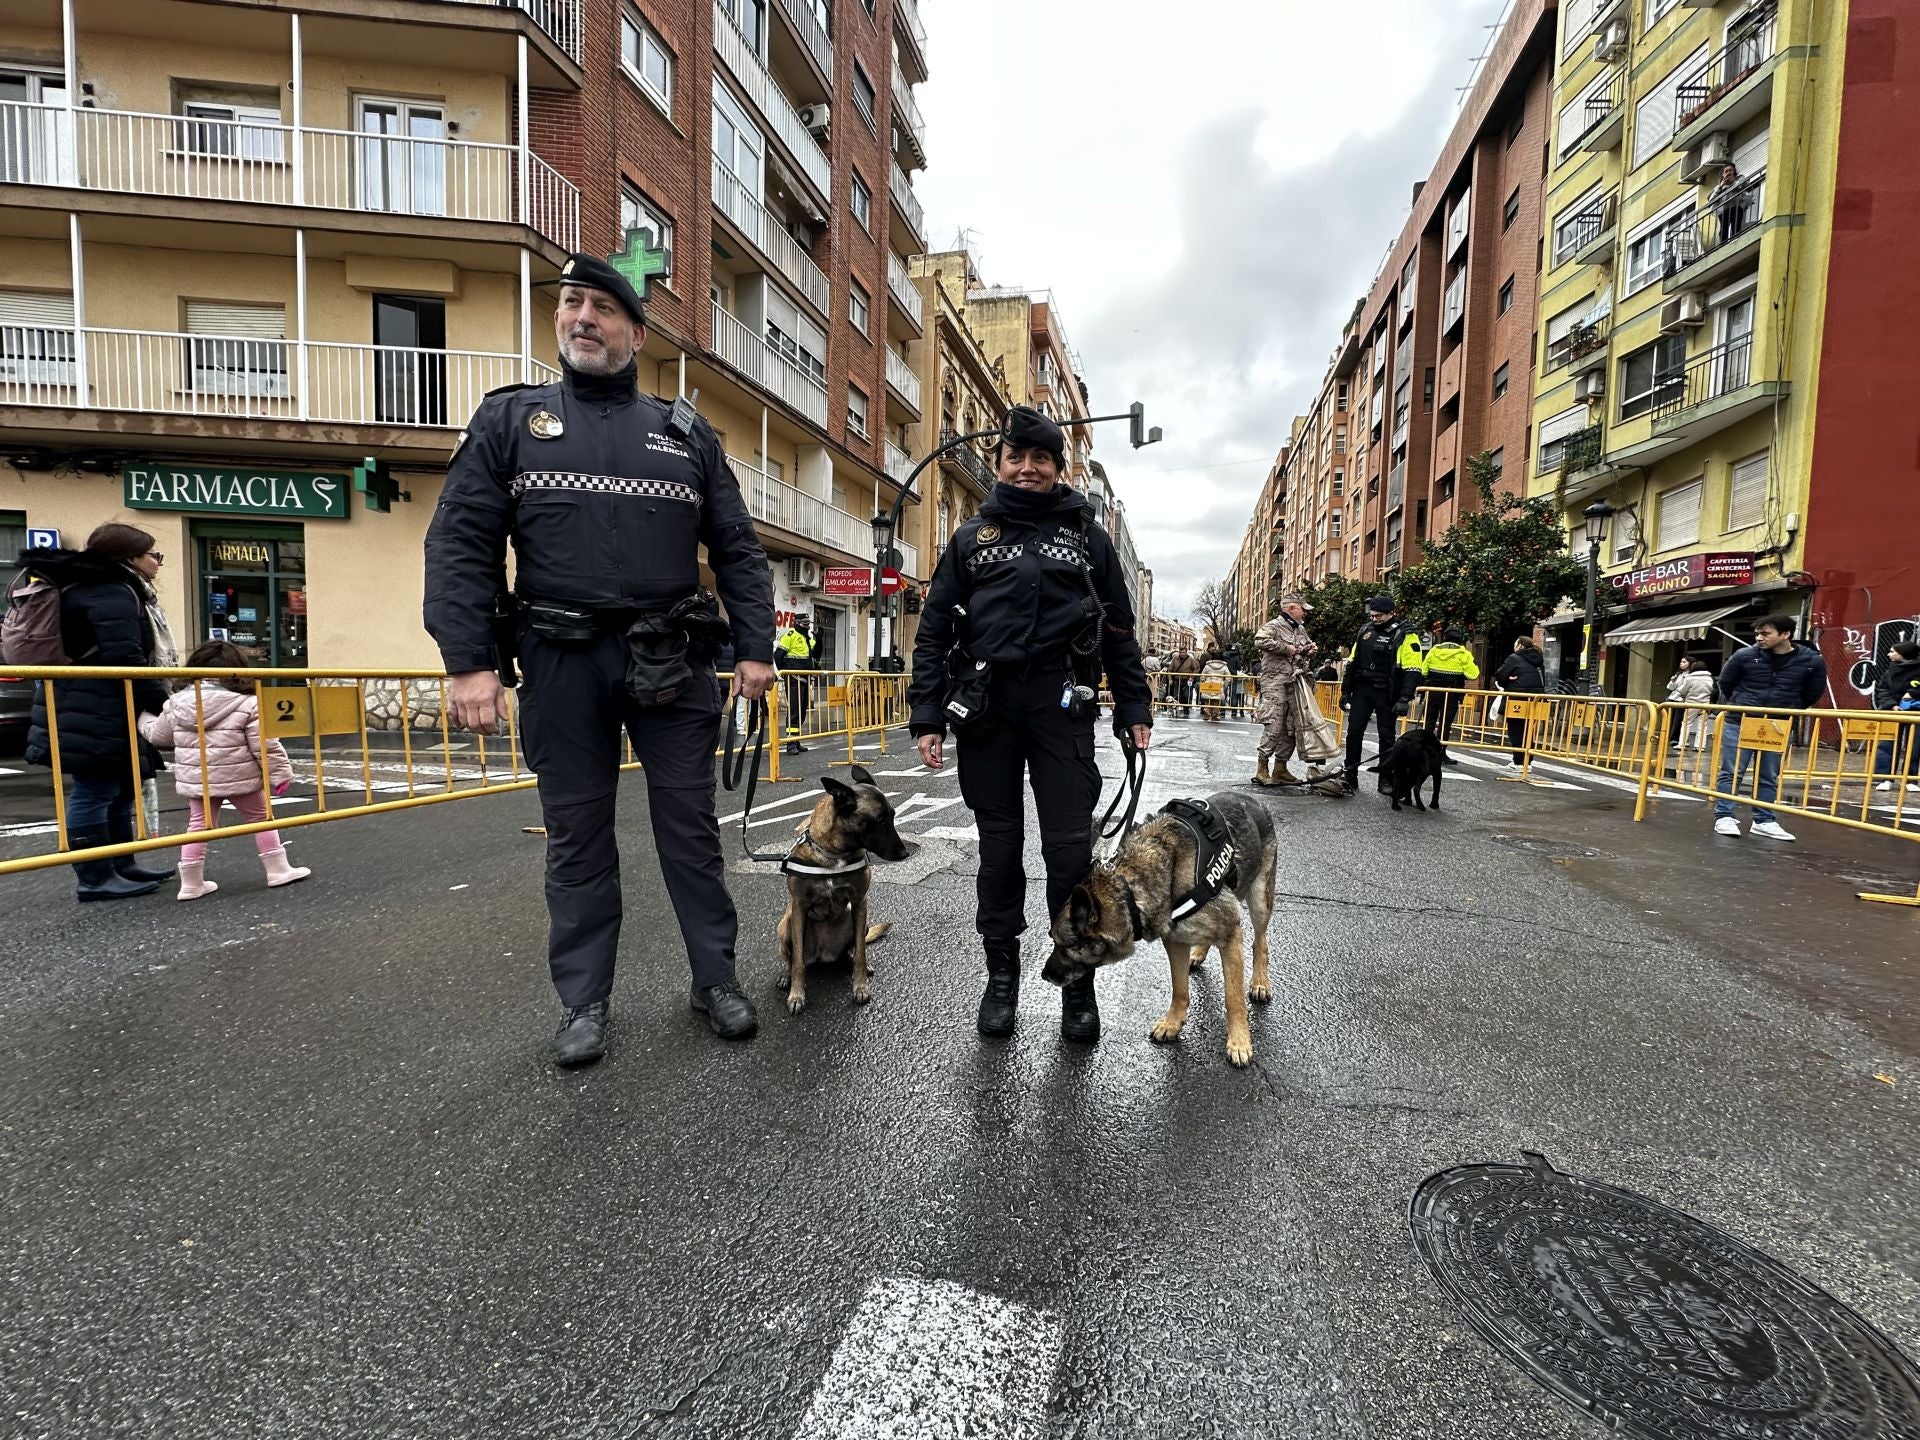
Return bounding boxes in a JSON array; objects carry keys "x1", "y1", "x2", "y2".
[
  {"x1": 1098, "y1": 733, "x2": 1148, "y2": 842},
  {"x1": 722, "y1": 693, "x2": 791, "y2": 863}
]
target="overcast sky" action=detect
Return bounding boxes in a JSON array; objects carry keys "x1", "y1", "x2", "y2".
[{"x1": 916, "y1": 0, "x2": 1509, "y2": 622}]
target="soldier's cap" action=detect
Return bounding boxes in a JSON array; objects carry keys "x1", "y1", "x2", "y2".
[
  {"x1": 552, "y1": 252, "x2": 646, "y2": 323},
  {"x1": 1366, "y1": 594, "x2": 1397, "y2": 613},
  {"x1": 1279, "y1": 594, "x2": 1314, "y2": 612},
  {"x1": 1000, "y1": 405, "x2": 1067, "y2": 462}
]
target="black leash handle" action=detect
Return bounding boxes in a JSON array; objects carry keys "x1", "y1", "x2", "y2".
[
  {"x1": 722, "y1": 694, "x2": 790, "y2": 862},
  {"x1": 1098, "y1": 734, "x2": 1147, "y2": 842}
]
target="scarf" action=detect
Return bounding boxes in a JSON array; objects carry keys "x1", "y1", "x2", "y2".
[{"x1": 131, "y1": 571, "x2": 180, "y2": 668}]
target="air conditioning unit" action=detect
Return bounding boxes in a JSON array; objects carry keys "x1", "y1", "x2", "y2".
[
  {"x1": 1659, "y1": 292, "x2": 1709, "y2": 334},
  {"x1": 1679, "y1": 131, "x2": 1733, "y2": 182},
  {"x1": 1593, "y1": 18, "x2": 1628, "y2": 61},
  {"x1": 786, "y1": 557, "x2": 822, "y2": 590},
  {"x1": 1576, "y1": 370, "x2": 1607, "y2": 402},
  {"x1": 798, "y1": 103, "x2": 831, "y2": 139}
]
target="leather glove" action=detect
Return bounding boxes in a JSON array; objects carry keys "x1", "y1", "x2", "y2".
[
  {"x1": 1339, "y1": 700, "x2": 1351, "y2": 713},
  {"x1": 1393, "y1": 700, "x2": 1410, "y2": 717}
]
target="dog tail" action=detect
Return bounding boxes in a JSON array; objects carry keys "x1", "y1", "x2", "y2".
[{"x1": 863, "y1": 922, "x2": 892, "y2": 945}]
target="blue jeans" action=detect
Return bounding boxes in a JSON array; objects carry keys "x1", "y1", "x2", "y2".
[
  {"x1": 1873, "y1": 733, "x2": 1919, "y2": 782},
  {"x1": 1713, "y1": 728, "x2": 1779, "y2": 823},
  {"x1": 67, "y1": 773, "x2": 136, "y2": 837}
]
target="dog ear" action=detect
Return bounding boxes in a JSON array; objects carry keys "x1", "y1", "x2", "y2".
[
  {"x1": 819, "y1": 775, "x2": 857, "y2": 811},
  {"x1": 1069, "y1": 884, "x2": 1096, "y2": 928},
  {"x1": 849, "y1": 764, "x2": 875, "y2": 787}
]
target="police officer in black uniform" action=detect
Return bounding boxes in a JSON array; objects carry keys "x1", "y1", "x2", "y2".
[
  {"x1": 424, "y1": 252, "x2": 777, "y2": 1066},
  {"x1": 909, "y1": 407, "x2": 1154, "y2": 1043},
  {"x1": 1340, "y1": 593, "x2": 1426, "y2": 793}
]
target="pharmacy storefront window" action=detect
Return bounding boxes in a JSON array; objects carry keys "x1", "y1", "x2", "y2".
[{"x1": 193, "y1": 523, "x2": 308, "y2": 667}]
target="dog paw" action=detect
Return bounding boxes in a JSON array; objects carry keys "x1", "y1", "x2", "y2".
[
  {"x1": 1226, "y1": 1035, "x2": 1254, "y2": 1067},
  {"x1": 786, "y1": 992, "x2": 808, "y2": 1015},
  {"x1": 775, "y1": 972, "x2": 791, "y2": 990},
  {"x1": 1148, "y1": 1018, "x2": 1185, "y2": 1045},
  {"x1": 851, "y1": 983, "x2": 872, "y2": 1006},
  {"x1": 1188, "y1": 953, "x2": 1207, "y2": 971},
  {"x1": 1249, "y1": 983, "x2": 1272, "y2": 1005}
]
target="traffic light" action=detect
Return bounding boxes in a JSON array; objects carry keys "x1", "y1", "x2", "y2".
[
  {"x1": 1128, "y1": 402, "x2": 1163, "y2": 450},
  {"x1": 353, "y1": 456, "x2": 402, "y2": 513}
]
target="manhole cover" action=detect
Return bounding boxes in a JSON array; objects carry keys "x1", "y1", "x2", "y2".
[
  {"x1": 1490, "y1": 834, "x2": 1611, "y2": 860},
  {"x1": 1409, "y1": 1153, "x2": 1920, "y2": 1437}
]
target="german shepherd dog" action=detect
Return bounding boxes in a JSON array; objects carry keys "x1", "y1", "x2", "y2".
[
  {"x1": 1041, "y1": 791, "x2": 1279, "y2": 1067},
  {"x1": 776, "y1": 765, "x2": 911, "y2": 1014},
  {"x1": 1371, "y1": 727, "x2": 1444, "y2": 811}
]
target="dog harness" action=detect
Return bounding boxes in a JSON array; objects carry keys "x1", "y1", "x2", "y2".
[
  {"x1": 1159, "y1": 798, "x2": 1238, "y2": 921},
  {"x1": 780, "y1": 841, "x2": 868, "y2": 878}
]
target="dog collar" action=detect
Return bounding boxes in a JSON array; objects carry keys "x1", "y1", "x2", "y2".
[
  {"x1": 780, "y1": 844, "x2": 868, "y2": 877},
  {"x1": 1120, "y1": 878, "x2": 1149, "y2": 942}
]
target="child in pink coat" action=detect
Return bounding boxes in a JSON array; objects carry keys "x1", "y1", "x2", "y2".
[{"x1": 141, "y1": 641, "x2": 310, "y2": 900}]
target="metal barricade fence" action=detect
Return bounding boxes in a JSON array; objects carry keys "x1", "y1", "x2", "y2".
[
  {"x1": 1147, "y1": 670, "x2": 1261, "y2": 723},
  {"x1": 769, "y1": 668, "x2": 913, "y2": 764},
  {"x1": 0, "y1": 664, "x2": 781, "y2": 876},
  {"x1": 1407, "y1": 686, "x2": 1664, "y2": 800}
]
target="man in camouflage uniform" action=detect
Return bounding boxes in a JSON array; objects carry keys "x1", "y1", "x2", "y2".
[{"x1": 1252, "y1": 596, "x2": 1319, "y2": 786}]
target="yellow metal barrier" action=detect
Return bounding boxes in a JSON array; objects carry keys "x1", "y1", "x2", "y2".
[
  {"x1": 770, "y1": 667, "x2": 912, "y2": 764},
  {"x1": 1406, "y1": 686, "x2": 1664, "y2": 807},
  {"x1": 1148, "y1": 669, "x2": 1262, "y2": 723}
]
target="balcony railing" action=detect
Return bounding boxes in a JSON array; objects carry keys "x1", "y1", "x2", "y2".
[
  {"x1": 884, "y1": 347, "x2": 921, "y2": 411},
  {"x1": 1545, "y1": 315, "x2": 1610, "y2": 374},
  {"x1": 728, "y1": 453, "x2": 870, "y2": 557},
  {"x1": 712, "y1": 0, "x2": 832, "y2": 202},
  {"x1": 710, "y1": 302, "x2": 829, "y2": 425},
  {"x1": 896, "y1": 0, "x2": 928, "y2": 53},
  {"x1": 1442, "y1": 270, "x2": 1466, "y2": 332},
  {"x1": 1675, "y1": 6, "x2": 1778, "y2": 133},
  {"x1": 1387, "y1": 460, "x2": 1406, "y2": 512},
  {"x1": 886, "y1": 251, "x2": 923, "y2": 328},
  {"x1": 939, "y1": 428, "x2": 996, "y2": 491},
  {"x1": 0, "y1": 103, "x2": 579, "y2": 250},
  {"x1": 710, "y1": 159, "x2": 831, "y2": 313},
  {"x1": 1583, "y1": 67, "x2": 1625, "y2": 133},
  {"x1": 0, "y1": 325, "x2": 555, "y2": 426},
  {"x1": 1558, "y1": 423, "x2": 1605, "y2": 473},
  {"x1": 884, "y1": 439, "x2": 913, "y2": 486},
  {"x1": 1663, "y1": 172, "x2": 1765, "y2": 277},
  {"x1": 890, "y1": 58, "x2": 927, "y2": 158},
  {"x1": 447, "y1": 0, "x2": 582, "y2": 65},
  {"x1": 889, "y1": 159, "x2": 924, "y2": 240},
  {"x1": 775, "y1": 0, "x2": 834, "y2": 82},
  {"x1": 1553, "y1": 194, "x2": 1616, "y2": 264},
  {"x1": 1653, "y1": 336, "x2": 1753, "y2": 425}
]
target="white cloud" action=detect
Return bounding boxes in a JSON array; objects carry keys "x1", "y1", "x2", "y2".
[{"x1": 916, "y1": 0, "x2": 1506, "y2": 619}]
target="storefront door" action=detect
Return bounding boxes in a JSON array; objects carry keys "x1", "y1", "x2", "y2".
[
  {"x1": 193, "y1": 522, "x2": 307, "y2": 667},
  {"x1": 811, "y1": 603, "x2": 844, "y2": 671}
]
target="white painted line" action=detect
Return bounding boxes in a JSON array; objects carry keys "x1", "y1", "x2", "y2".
[
  {"x1": 793, "y1": 1277, "x2": 1061, "y2": 1440},
  {"x1": 918, "y1": 824, "x2": 978, "y2": 842},
  {"x1": 0, "y1": 766, "x2": 21, "y2": 776},
  {"x1": 717, "y1": 789, "x2": 824, "y2": 826},
  {"x1": 0, "y1": 821, "x2": 60, "y2": 838}
]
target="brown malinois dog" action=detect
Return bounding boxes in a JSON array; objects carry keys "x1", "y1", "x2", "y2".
[
  {"x1": 776, "y1": 765, "x2": 911, "y2": 1014},
  {"x1": 1041, "y1": 791, "x2": 1278, "y2": 1066}
]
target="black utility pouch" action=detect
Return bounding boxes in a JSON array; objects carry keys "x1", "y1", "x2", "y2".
[
  {"x1": 667, "y1": 590, "x2": 731, "y2": 664},
  {"x1": 624, "y1": 612, "x2": 693, "y2": 707},
  {"x1": 944, "y1": 652, "x2": 991, "y2": 730},
  {"x1": 524, "y1": 601, "x2": 597, "y2": 643}
]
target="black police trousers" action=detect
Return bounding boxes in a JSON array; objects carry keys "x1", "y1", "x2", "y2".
[
  {"x1": 955, "y1": 670, "x2": 1103, "y2": 941},
  {"x1": 1344, "y1": 680, "x2": 1400, "y2": 777},
  {"x1": 517, "y1": 627, "x2": 736, "y2": 1006}
]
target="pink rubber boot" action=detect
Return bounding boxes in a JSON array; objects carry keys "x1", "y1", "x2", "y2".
[
  {"x1": 177, "y1": 860, "x2": 219, "y2": 901},
  {"x1": 260, "y1": 848, "x2": 311, "y2": 888}
]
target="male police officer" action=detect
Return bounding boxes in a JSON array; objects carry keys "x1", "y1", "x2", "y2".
[
  {"x1": 909, "y1": 406, "x2": 1153, "y2": 1043},
  {"x1": 424, "y1": 252, "x2": 777, "y2": 1066},
  {"x1": 1341, "y1": 594, "x2": 1425, "y2": 793}
]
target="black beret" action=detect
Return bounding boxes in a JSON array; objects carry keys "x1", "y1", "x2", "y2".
[
  {"x1": 554, "y1": 252, "x2": 646, "y2": 322},
  {"x1": 1366, "y1": 594, "x2": 1397, "y2": 613},
  {"x1": 1002, "y1": 404, "x2": 1066, "y2": 459}
]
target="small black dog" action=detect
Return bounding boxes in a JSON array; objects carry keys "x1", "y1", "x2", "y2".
[{"x1": 1370, "y1": 727, "x2": 1445, "y2": 811}]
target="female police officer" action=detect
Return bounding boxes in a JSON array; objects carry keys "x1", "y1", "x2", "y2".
[{"x1": 908, "y1": 406, "x2": 1153, "y2": 1044}]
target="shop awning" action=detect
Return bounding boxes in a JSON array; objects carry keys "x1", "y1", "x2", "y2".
[{"x1": 1602, "y1": 602, "x2": 1748, "y2": 647}]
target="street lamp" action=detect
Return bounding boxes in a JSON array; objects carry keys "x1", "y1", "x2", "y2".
[
  {"x1": 1578, "y1": 498, "x2": 1616, "y2": 696},
  {"x1": 869, "y1": 511, "x2": 900, "y2": 671}
]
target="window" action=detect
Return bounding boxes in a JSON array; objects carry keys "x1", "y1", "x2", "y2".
[
  {"x1": 849, "y1": 279, "x2": 870, "y2": 333},
  {"x1": 851, "y1": 63, "x2": 876, "y2": 129},
  {"x1": 1506, "y1": 108, "x2": 1525, "y2": 148},
  {"x1": 619, "y1": 187, "x2": 674, "y2": 278},
  {"x1": 1336, "y1": 380, "x2": 1349, "y2": 411},
  {"x1": 1646, "y1": 0, "x2": 1680, "y2": 26},
  {"x1": 1497, "y1": 276, "x2": 1515, "y2": 314},
  {"x1": 847, "y1": 384, "x2": 870, "y2": 438},
  {"x1": 1487, "y1": 447, "x2": 1504, "y2": 482},
  {"x1": 1611, "y1": 507, "x2": 1639, "y2": 564},
  {"x1": 1537, "y1": 406, "x2": 1588, "y2": 470},
  {"x1": 621, "y1": 8, "x2": 674, "y2": 113},
  {"x1": 1492, "y1": 362, "x2": 1510, "y2": 400},
  {"x1": 183, "y1": 300, "x2": 287, "y2": 398},
  {"x1": 179, "y1": 100, "x2": 284, "y2": 161},
  {"x1": 850, "y1": 169, "x2": 872, "y2": 230},
  {"x1": 372, "y1": 294, "x2": 447, "y2": 425},
  {"x1": 718, "y1": 0, "x2": 767, "y2": 51},
  {"x1": 1551, "y1": 184, "x2": 1605, "y2": 266},
  {"x1": 1633, "y1": 45, "x2": 1708, "y2": 169},
  {"x1": 1332, "y1": 471, "x2": 1343, "y2": 496},
  {"x1": 1503, "y1": 187, "x2": 1521, "y2": 231},
  {"x1": 1727, "y1": 449, "x2": 1769, "y2": 530},
  {"x1": 1617, "y1": 334, "x2": 1685, "y2": 420},
  {"x1": 1623, "y1": 201, "x2": 1695, "y2": 296},
  {"x1": 0, "y1": 289, "x2": 77, "y2": 386},
  {"x1": 1656, "y1": 478, "x2": 1703, "y2": 551},
  {"x1": 1398, "y1": 255, "x2": 1417, "y2": 323},
  {"x1": 711, "y1": 81, "x2": 763, "y2": 192},
  {"x1": 765, "y1": 286, "x2": 827, "y2": 387},
  {"x1": 1330, "y1": 513, "x2": 1342, "y2": 540}
]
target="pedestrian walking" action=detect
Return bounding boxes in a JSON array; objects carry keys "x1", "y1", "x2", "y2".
[
  {"x1": 1340, "y1": 595, "x2": 1425, "y2": 794},
  {"x1": 1870, "y1": 640, "x2": 1920, "y2": 794},
  {"x1": 908, "y1": 405, "x2": 1153, "y2": 1045},
  {"x1": 1251, "y1": 595, "x2": 1318, "y2": 786},
  {"x1": 141, "y1": 641, "x2": 306, "y2": 899},
  {"x1": 775, "y1": 616, "x2": 817, "y2": 755},
  {"x1": 1710, "y1": 614, "x2": 1828, "y2": 842},
  {"x1": 1491, "y1": 636, "x2": 1547, "y2": 777},
  {"x1": 17, "y1": 523, "x2": 177, "y2": 900},
  {"x1": 424, "y1": 250, "x2": 777, "y2": 1065},
  {"x1": 1666, "y1": 655, "x2": 1716, "y2": 752},
  {"x1": 1168, "y1": 642, "x2": 1195, "y2": 715},
  {"x1": 1198, "y1": 650, "x2": 1232, "y2": 721},
  {"x1": 1314, "y1": 658, "x2": 1339, "y2": 683},
  {"x1": 1421, "y1": 628, "x2": 1480, "y2": 764}
]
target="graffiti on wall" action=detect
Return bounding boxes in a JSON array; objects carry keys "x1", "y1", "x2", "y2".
[{"x1": 1824, "y1": 615, "x2": 1920, "y2": 697}]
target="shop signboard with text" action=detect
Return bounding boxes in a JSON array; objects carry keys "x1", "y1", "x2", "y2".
[
  {"x1": 125, "y1": 463, "x2": 351, "y2": 520},
  {"x1": 1608, "y1": 552, "x2": 1754, "y2": 601},
  {"x1": 822, "y1": 566, "x2": 874, "y2": 597}
]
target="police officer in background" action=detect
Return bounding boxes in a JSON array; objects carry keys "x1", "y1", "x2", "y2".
[
  {"x1": 909, "y1": 406, "x2": 1154, "y2": 1044},
  {"x1": 1340, "y1": 593, "x2": 1425, "y2": 793},
  {"x1": 424, "y1": 252, "x2": 777, "y2": 1066}
]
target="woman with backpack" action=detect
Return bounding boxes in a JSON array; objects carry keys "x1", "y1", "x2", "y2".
[
  {"x1": 1491, "y1": 636, "x2": 1547, "y2": 777},
  {"x1": 15, "y1": 523, "x2": 176, "y2": 901},
  {"x1": 141, "y1": 641, "x2": 308, "y2": 899}
]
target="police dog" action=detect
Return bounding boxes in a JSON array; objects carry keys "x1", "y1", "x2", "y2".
[
  {"x1": 776, "y1": 765, "x2": 911, "y2": 1014},
  {"x1": 1042, "y1": 792, "x2": 1278, "y2": 1067},
  {"x1": 1370, "y1": 727, "x2": 1444, "y2": 811}
]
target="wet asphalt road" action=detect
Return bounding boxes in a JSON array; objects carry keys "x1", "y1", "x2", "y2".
[{"x1": 1, "y1": 716, "x2": 1916, "y2": 1438}]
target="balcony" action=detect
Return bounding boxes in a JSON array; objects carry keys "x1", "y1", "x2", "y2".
[
  {"x1": 884, "y1": 347, "x2": 921, "y2": 413},
  {"x1": 1582, "y1": 68, "x2": 1626, "y2": 152},
  {"x1": 1652, "y1": 336, "x2": 1754, "y2": 428},
  {"x1": 1387, "y1": 460, "x2": 1406, "y2": 513},
  {"x1": 774, "y1": 0, "x2": 834, "y2": 89},
  {"x1": 1672, "y1": 5, "x2": 1780, "y2": 150},
  {"x1": 889, "y1": 159, "x2": 924, "y2": 245},
  {"x1": 1546, "y1": 315, "x2": 1611, "y2": 376},
  {"x1": 890, "y1": 58, "x2": 927, "y2": 169},
  {"x1": 1588, "y1": 336, "x2": 1790, "y2": 471},
  {"x1": 884, "y1": 439, "x2": 915, "y2": 488},
  {"x1": 1445, "y1": 188, "x2": 1470, "y2": 259},
  {"x1": 712, "y1": 0, "x2": 832, "y2": 204},
  {"x1": 1442, "y1": 270, "x2": 1466, "y2": 334},
  {"x1": 1559, "y1": 423, "x2": 1605, "y2": 474},
  {"x1": 895, "y1": 0, "x2": 929, "y2": 81},
  {"x1": 0, "y1": 102, "x2": 578, "y2": 251},
  {"x1": 885, "y1": 252, "x2": 924, "y2": 331},
  {"x1": 710, "y1": 158, "x2": 831, "y2": 314},
  {"x1": 710, "y1": 302, "x2": 829, "y2": 426},
  {"x1": 430, "y1": 0, "x2": 581, "y2": 66},
  {"x1": 1661, "y1": 172, "x2": 1768, "y2": 292},
  {"x1": 729, "y1": 452, "x2": 873, "y2": 560},
  {"x1": 939, "y1": 428, "x2": 996, "y2": 494},
  {"x1": 0, "y1": 325, "x2": 557, "y2": 430},
  {"x1": 1432, "y1": 422, "x2": 1459, "y2": 483},
  {"x1": 1553, "y1": 193, "x2": 1618, "y2": 268}
]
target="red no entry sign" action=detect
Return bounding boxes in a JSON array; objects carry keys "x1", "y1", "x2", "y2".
[{"x1": 879, "y1": 568, "x2": 904, "y2": 596}]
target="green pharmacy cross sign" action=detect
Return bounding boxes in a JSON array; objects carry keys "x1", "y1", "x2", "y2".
[{"x1": 612, "y1": 227, "x2": 670, "y2": 300}]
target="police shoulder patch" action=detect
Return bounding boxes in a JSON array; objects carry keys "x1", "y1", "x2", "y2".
[{"x1": 975, "y1": 523, "x2": 1000, "y2": 544}]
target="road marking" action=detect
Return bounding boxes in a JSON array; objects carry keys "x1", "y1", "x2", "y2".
[
  {"x1": 918, "y1": 824, "x2": 978, "y2": 842},
  {"x1": 0, "y1": 766, "x2": 20, "y2": 776},
  {"x1": 0, "y1": 821, "x2": 60, "y2": 838},
  {"x1": 717, "y1": 790, "x2": 823, "y2": 826},
  {"x1": 793, "y1": 1277, "x2": 1061, "y2": 1440}
]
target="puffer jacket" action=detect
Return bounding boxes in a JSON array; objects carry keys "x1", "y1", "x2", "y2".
[
  {"x1": 1873, "y1": 658, "x2": 1920, "y2": 712},
  {"x1": 1492, "y1": 647, "x2": 1547, "y2": 694},
  {"x1": 141, "y1": 684, "x2": 292, "y2": 798},
  {"x1": 1717, "y1": 642, "x2": 1828, "y2": 711},
  {"x1": 22, "y1": 549, "x2": 169, "y2": 779},
  {"x1": 1667, "y1": 669, "x2": 1715, "y2": 704}
]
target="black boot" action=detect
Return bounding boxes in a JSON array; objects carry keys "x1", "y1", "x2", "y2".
[
  {"x1": 691, "y1": 980, "x2": 759, "y2": 1040},
  {"x1": 1343, "y1": 767, "x2": 1360, "y2": 793},
  {"x1": 1060, "y1": 971, "x2": 1100, "y2": 1044},
  {"x1": 554, "y1": 999, "x2": 610, "y2": 1067},
  {"x1": 977, "y1": 938, "x2": 1020, "y2": 1038},
  {"x1": 71, "y1": 830, "x2": 159, "y2": 902},
  {"x1": 108, "y1": 811, "x2": 175, "y2": 883}
]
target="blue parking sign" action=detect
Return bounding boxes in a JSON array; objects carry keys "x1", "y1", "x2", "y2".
[{"x1": 26, "y1": 528, "x2": 59, "y2": 550}]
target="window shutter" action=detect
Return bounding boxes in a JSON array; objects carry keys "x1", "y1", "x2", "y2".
[
  {"x1": 0, "y1": 290, "x2": 75, "y2": 326},
  {"x1": 1633, "y1": 47, "x2": 1708, "y2": 169},
  {"x1": 1727, "y1": 451, "x2": 1768, "y2": 530},
  {"x1": 1659, "y1": 480, "x2": 1703, "y2": 550},
  {"x1": 1539, "y1": 406, "x2": 1589, "y2": 448},
  {"x1": 1547, "y1": 297, "x2": 1594, "y2": 345},
  {"x1": 184, "y1": 300, "x2": 286, "y2": 338}
]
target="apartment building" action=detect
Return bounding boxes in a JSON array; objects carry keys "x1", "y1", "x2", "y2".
[
  {"x1": 1528, "y1": 0, "x2": 1847, "y2": 696},
  {"x1": 0, "y1": 0, "x2": 936, "y2": 670}
]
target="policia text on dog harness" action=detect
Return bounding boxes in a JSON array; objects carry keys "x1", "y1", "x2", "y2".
[{"x1": 1159, "y1": 798, "x2": 1238, "y2": 921}]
